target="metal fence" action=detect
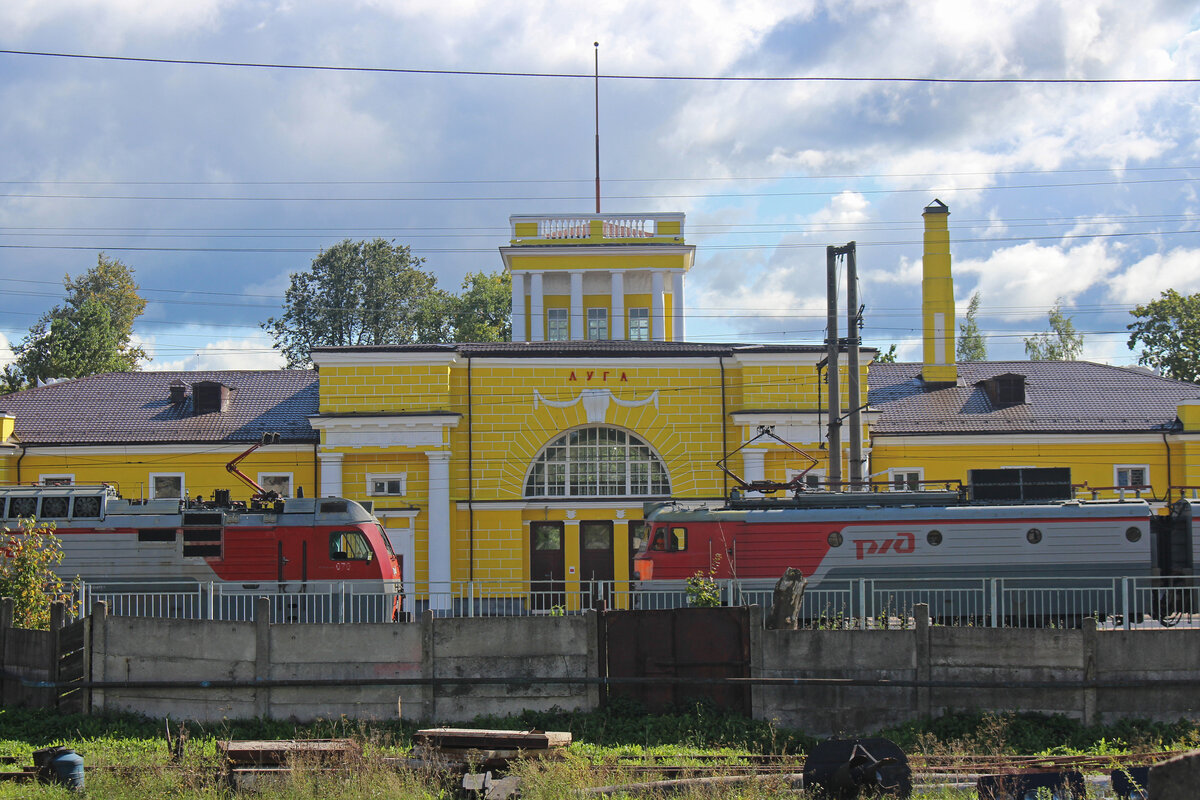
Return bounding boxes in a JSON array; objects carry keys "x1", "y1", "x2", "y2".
[{"x1": 76, "y1": 575, "x2": 1200, "y2": 630}]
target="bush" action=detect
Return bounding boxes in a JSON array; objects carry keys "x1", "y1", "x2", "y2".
[{"x1": 0, "y1": 517, "x2": 79, "y2": 629}]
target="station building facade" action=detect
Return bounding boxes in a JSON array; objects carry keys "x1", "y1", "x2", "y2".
[{"x1": 308, "y1": 213, "x2": 871, "y2": 601}]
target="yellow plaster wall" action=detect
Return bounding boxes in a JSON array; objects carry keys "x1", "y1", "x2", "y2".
[
  {"x1": 319, "y1": 363, "x2": 451, "y2": 413},
  {"x1": 870, "y1": 439, "x2": 1172, "y2": 498},
  {"x1": 10, "y1": 450, "x2": 316, "y2": 504},
  {"x1": 460, "y1": 362, "x2": 730, "y2": 504}
]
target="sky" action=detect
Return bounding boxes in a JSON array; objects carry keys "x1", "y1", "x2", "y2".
[{"x1": 1, "y1": 0, "x2": 1199, "y2": 372}]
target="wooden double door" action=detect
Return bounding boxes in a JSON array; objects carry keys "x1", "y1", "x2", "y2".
[{"x1": 531, "y1": 520, "x2": 639, "y2": 611}]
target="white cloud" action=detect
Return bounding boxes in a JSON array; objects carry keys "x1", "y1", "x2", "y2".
[
  {"x1": 954, "y1": 240, "x2": 1121, "y2": 319},
  {"x1": 1106, "y1": 247, "x2": 1200, "y2": 305},
  {"x1": 143, "y1": 329, "x2": 285, "y2": 371}
]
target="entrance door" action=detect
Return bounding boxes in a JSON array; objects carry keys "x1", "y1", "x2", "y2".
[
  {"x1": 530, "y1": 521, "x2": 565, "y2": 612},
  {"x1": 580, "y1": 521, "x2": 615, "y2": 610}
]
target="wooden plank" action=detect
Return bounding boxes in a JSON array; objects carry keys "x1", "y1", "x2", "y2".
[
  {"x1": 413, "y1": 728, "x2": 571, "y2": 750},
  {"x1": 217, "y1": 739, "x2": 360, "y2": 766},
  {"x1": 58, "y1": 621, "x2": 85, "y2": 652}
]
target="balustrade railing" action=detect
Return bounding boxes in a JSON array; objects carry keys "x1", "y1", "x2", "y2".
[{"x1": 74, "y1": 575, "x2": 1200, "y2": 629}]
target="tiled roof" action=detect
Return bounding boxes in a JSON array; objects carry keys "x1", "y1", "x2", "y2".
[
  {"x1": 0, "y1": 370, "x2": 318, "y2": 445},
  {"x1": 868, "y1": 361, "x2": 1200, "y2": 435},
  {"x1": 313, "y1": 341, "x2": 834, "y2": 357}
]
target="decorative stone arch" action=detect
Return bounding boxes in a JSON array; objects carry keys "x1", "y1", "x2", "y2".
[{"x1": 523, "y1": 424, "x2": 672, "y2": 498}]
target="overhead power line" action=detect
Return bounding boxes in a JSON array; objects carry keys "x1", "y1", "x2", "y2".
[{"x1": 3, "y1": 49, "x2": 1199, "y2": 84}]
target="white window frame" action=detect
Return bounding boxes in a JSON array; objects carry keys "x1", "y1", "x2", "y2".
[
  {"x1": 149, "y1": 472, "x2": 186, "y2": 500},
  {"x1": 547, "y1": 308, "x2": 569, "y2": 341},
  {"x1": 1115, "y1": 465, "x2": 1150, "y2": 488},
  {"x1": 258, "y1": 472, "x2": 294, "y2": 498},
  {"x1": 888, "y1": 468, "x2": 924, "y2": 491},
  {"x1": 628, "y1": 307, "x2": 650, "y2": 341},
  {"x1": 38, "y1": 474, "x2": 74, "y2": 486},
  {"x1": 586, "y1": 307, "x2": 608, "y2": 340},
  {"x1": 786, "y1": 467, "x2": 825, "y2": 490},
  {"x1": 367, "y1": 473, "x2": 407, "y2": 497}
]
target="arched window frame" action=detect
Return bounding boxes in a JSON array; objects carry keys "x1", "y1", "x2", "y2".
[{"x1": 523, "y1": 425, "x2": 671, "y2": 498}]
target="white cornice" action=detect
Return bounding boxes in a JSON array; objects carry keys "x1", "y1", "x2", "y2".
[
  {"x1": 312, "y1": 351, "x2": 460, "y2": 367},
  {"x1": 309, "y1": 414, "x2": 460, "y2": 430},
  {"x1": 871, "y1": 432, "x2": 1174, "y2": 447},
  {"x1": 15, "y1": 443, "x2": 313, "y2": 457},
  {"x1": 463, "y1": 357, "x2": 723, "y2": 369},
  {"x1": 730, "y1": 352, "x2": 828, "y2": 368},
  {"x1": 455, "y1": 498, "x2": 721, "y2": 511}
]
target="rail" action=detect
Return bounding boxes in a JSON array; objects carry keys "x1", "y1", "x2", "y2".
[{"x1": 72, "y1": 575, "x2": 1200, "y2": 629}]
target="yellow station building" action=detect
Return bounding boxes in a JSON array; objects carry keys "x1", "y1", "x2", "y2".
[{"x1": 3, "y1": 203, "x2": 1200, "y2": 604}]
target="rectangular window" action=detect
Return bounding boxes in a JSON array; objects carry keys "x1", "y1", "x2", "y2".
[
  {"x1": 628, "y1": 307, "x2": 650, "y2": 341},
  {"x1": 547, "y1": 308, "x2": 569, "y2": 341},
  {"x1": 889, "y1": 469, "x2": 923, "y2": 491},
  {"x1": 38, "y1": 474, "x2": 73, "y2": 486},
  {"x1": 367, "y1": 474, "x2": 407, "y2": 496},
  {"x1": 1116, "y1": 465, "x2": 1149, "y2": 488},
  {"x1": 787, "y1": 468, "x2": 824, "y2": 490},
  {"x1": 586, "y1": 307, "x2": 608, "y2": 340},
  {"x1": 258, "y1": 473, "x2": 293, "y2": 498},
  {"x1": 329, "y1": 530, "x2": 372, "y2": 561},
  {"x1": 150, "y1": 473, "x2": 185, "y2": 500}
]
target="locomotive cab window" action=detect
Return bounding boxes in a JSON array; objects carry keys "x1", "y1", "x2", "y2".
[
  {"x1": 330, "y1": 530, "x2": 373, "y2": 561},
  {"x1": 650, "y1": 526, "x2": 687, "y2": 552}
]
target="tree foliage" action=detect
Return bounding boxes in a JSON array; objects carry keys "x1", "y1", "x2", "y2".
[
  {"x1": 263, "y1": 239, "x2": 512, "y2": 367},
  {"x1": 1127, "y1": 289, "x2": 1200, "y2": 383},
  {"x1": 957, "y1": 291, "x2": 987, "y2": 361},
  {"x1": 1024, "y1": 299, "x2": 1084, "y2": 361},
  {"x1": 3, "y1": 254, "x2": 147, "y2": 391},
  {"x1": 875, "y1": 344, "x2": 899, "y2": 363},
  {"x1": 0, "y1": 518, "x2": 79, "y2": 630},
  {"x1": 450, "y1": 271, "x2": 512, "y2": 343}
]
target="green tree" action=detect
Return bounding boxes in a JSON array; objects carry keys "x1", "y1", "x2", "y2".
[
  {"x1": 263, "y1": 239, "x2": 450, "y2": 368},
  {"x1": 1127, "y1": 289, "x2": 1200, "y2": 382},
  {"x1": 957, "y1": 291, "x2": 987, "y2": 361},
  {"x1": 5, "y1": 254, "x2": 147, "y2": 390},
  {"x1": 1024, "y1": 299, "x2": 1084, "y2": 361},
  {"x1": 450, "y1": 271, "x2": 512, "y2": 342},
  {"x1": 875, "y1": 344, "x2": 899, "y2": 363},
  {"x1": 0, "y1": 518, "x2": 79, "y2": 630}
]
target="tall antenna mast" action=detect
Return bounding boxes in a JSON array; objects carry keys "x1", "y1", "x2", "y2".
[{"x1": 594, "y1": 41, "x2": 601, "y2": 213}]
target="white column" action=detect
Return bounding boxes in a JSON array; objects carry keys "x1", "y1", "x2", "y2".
[
  {"x1": 741, "y1": 448, "x2": 765, "y2": 498},
  {"x1": 317, "y1": 451, "x2": 344, "y2": 497},
  {"x1": 651, "y1": 271, "x2": 666, "y2": 342},
  {"x1": 510, "y1": 272, "x2": 526, "y2": 342},
  {"x1": 570, "y1": 271, "x2": 584, "y2": 340},
  {"x1": 530, "y1": 273, "x2": 544, "y2": 342},
  {"x1": 671, "y1": 272, "x2": 685, "y2": 342},
  {"x1": 425, "y1": 450, "x2": 452, "y2": 614},
  {"x1": 610, "y1": 272, "x2": 625, "y2": 340}
]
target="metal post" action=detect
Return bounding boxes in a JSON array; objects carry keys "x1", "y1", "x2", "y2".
[
  {"x1": 844, "y1": 242, "x2": 864, "y2": 489},
  {"x1": 208, "y1": 582, "x2": 216, "y2": 621},
  {"x1": 990, "y1": 579, "x2": 1000, "y2": 628},
  {"x1": 338, "y1": 582, "x2": 346, "y2": 624},
  {"x1": 1122, "y1": 578, "x2": 1131, "y2": 631},
  {"x1": 469, "y1": 581, "x2": 475, "y2": 618},
  {"x1": 859, "y1": 579, "x2": 868, "y2": 630},
  {"x1": 825, "y1": 246, "x2": 842, "y2": 489}
]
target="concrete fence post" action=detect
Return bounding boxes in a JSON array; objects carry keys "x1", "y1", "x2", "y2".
[
  {"x1": 1082, "y1": 616, "x2": 1098, "y2": 727},
  {"x1": 914, "y1": 603, "x2": 931, "y2": 720},
  {"x1": 0, "y1": 597, "x2": 12, "y2": 707},
  {"x1": 49, "y1": 601, "x2": 64, "y2": 710},
  {"x1": 421, "y1": 609, "x2": 436, "y2": 723},
  {"x1": 584, "y1": 610, "x2": 601, "y2": 711},
  {"x1": 254, "y1": 597, "x2": 271, "y2": 719},
  {"x1": 91, "y1": 601, "x2": 107, "y2": 714}
]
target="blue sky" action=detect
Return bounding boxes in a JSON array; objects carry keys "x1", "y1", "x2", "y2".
[{"x1": 1, "y1": 1, "x2": 1199, "y2": 370}]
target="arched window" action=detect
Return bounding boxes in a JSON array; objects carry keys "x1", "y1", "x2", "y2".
[{"x1": 524, "y1": 426, "x2": 670, "y2": 498}]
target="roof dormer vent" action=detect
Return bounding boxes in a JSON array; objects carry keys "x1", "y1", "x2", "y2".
[
  {"x1": 979, "y1": 373, "x2": 1026, "y2": 408},
  {"x1": 168, "y1": 380, "x2": 187, "y2": 405},
  {"x1": 191, "y1": 381, "x2": 233, "y2": 415}
]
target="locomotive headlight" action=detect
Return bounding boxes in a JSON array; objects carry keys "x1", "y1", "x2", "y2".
[{"x1": 1125, "y1": 526, "x2": 1142, "y2": 543}]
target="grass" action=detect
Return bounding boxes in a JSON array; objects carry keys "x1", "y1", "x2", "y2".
[{"x1": 0, "y1": 705, "x2": 1193, "y2": 798}]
